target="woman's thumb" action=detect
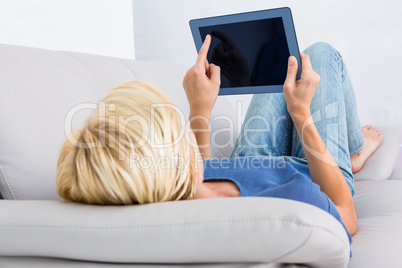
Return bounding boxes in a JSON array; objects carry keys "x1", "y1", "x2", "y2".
[{"x1": 284, "y1": 56, "x2": 298, "y2": 88}]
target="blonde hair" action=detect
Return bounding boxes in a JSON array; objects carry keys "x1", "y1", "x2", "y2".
[{"x1": 56, "y1": 80, "x2": 198, "y2": 205}]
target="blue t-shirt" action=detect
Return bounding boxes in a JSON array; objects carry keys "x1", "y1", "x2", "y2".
[{"x1": 203, "y1": 157, "x2": 352, "y2": 249}]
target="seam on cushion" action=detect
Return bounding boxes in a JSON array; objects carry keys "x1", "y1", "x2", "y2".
[
  {"x1": 0, "y1": 217, "x2": 349, "y2": 248},
  {"x1": 59, "y1": 51, "x2": 138, "y2": 82},
  {"x1": 354, "y1": 214, "x2": 402, "y2": 220},
  {"x1": 0, "y1": 163, "x2": 16, "y2": 200},
  {"x1": 58, "y1": 52, "x2": 103, "y2": 88},
  {"x1": 118, "y1": 59, "x2": 138, "y2": 79},
  {"x1": 271, "y1": 228, "x2": 313, "y2": 262}
]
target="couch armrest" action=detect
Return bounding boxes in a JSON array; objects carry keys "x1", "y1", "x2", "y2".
[
  {"x1": 354, "y1": 127, "x2": 400, "y2": 181},
  {"x1": 390, "y1": 169, "x2": 402, "y2": 180},
  {"x1": 0, "y1": 198, "x2": 349, "y2": 267}
]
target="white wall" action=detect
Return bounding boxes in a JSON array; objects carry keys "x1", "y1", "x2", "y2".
[
  {"x1": 0, "y1": 0, "x2": 134, "y2": 59},
  {"x1": 133, "y1": 0, "x2": 402, "y2": 166}
]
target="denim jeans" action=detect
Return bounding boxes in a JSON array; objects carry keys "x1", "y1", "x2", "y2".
[{"x1": 231, "y1": 42, "x2": 365, "y2": 196}]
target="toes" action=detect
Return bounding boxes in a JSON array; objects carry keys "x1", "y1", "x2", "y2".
[{"x1": 374, "y1": 128, "x2": 382, "y2": 135}]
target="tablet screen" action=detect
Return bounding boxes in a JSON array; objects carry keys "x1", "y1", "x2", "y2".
[{"x1": 199, "y1": 17, "x2": 289, "y2": 89}]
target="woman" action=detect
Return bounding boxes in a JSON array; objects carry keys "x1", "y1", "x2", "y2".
[{"x1": 57, "y1": 35, "x2": 382, "y2": 242}]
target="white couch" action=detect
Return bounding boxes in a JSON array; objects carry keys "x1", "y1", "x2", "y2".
[{"x1": 0, "y1": 43, "x2": 401, "y2": 268}]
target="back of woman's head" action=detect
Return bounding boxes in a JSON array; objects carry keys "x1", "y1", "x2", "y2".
[{"x1": 56, "y1": 80, "x2": 198, "y2": 205}]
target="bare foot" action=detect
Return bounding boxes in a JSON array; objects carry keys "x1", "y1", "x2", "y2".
[{"x1": 350, "y1": 125, "x2": 383, "y2": 173}]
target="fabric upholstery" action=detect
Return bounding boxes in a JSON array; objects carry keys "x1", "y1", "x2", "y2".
[
  {"x1": 0, "y1": 45, "x2": 136, "y2": 200},
  {"x1": 389, "y1": 168, "x2": 402, "y2": 180},
  {"x1": 0, "y1": 198, "x2": 349, "y2": 267},
  {"x1": 349, "y1": 180, "x2": 402, "y2": 267},
  {"x1": 0, "y1": 258, "x2": 281, "y2": 268}
]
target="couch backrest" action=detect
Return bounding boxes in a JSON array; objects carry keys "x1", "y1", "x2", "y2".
[{"x1": 0, "y1": 43, "x2": 238, "y2": 200}]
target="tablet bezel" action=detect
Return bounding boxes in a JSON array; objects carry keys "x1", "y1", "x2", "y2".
[{"x1": 189, "y1": 7, "x2": 301, "y2": 95}]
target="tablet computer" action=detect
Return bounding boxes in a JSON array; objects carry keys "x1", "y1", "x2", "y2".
[{"x1": 189, "y1": 7, "x2": 301, "y2": 95}]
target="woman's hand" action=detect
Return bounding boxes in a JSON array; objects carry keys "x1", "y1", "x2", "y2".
[
  {"x1": 183, "y1": 35, "x2": 220, "y2": 159},
  {"x1": 183, "y1": 34, "x2": 221, "y2": 119},
  {"x1": 283, "y1": 53, "x2": 357, "y2": 235},
  {"x1": 283, "y1": 53, "x2": 320, "y2": 119}
]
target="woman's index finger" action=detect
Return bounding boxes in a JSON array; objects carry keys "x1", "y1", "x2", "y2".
[{"x1": 196, "y1": 34, "x2": 211, "y2": 65}]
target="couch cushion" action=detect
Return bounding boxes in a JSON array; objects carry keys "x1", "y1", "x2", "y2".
[
  {"x1": 353, "y1": 127, "x2": 400, "y2": 181},
  {"x1": 0, "y1": 198, "x2": 350, "y2": 267},
  {"x1": 349, "y1": 180, "x2": 402, "y2": 267},
  {"x1": 0, "y1": 44, "x2": 137, "y2": 200},
  {"x1": 0, "y1": 258, "x2": 270, "y2": 268},
  {"x1": 389, "y1": 168, "x2": 402, "y2": 180}
]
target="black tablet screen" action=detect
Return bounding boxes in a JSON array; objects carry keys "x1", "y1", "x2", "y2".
[{"x1": 199, "y1": 17, "x2": 289, "y2": 88}]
